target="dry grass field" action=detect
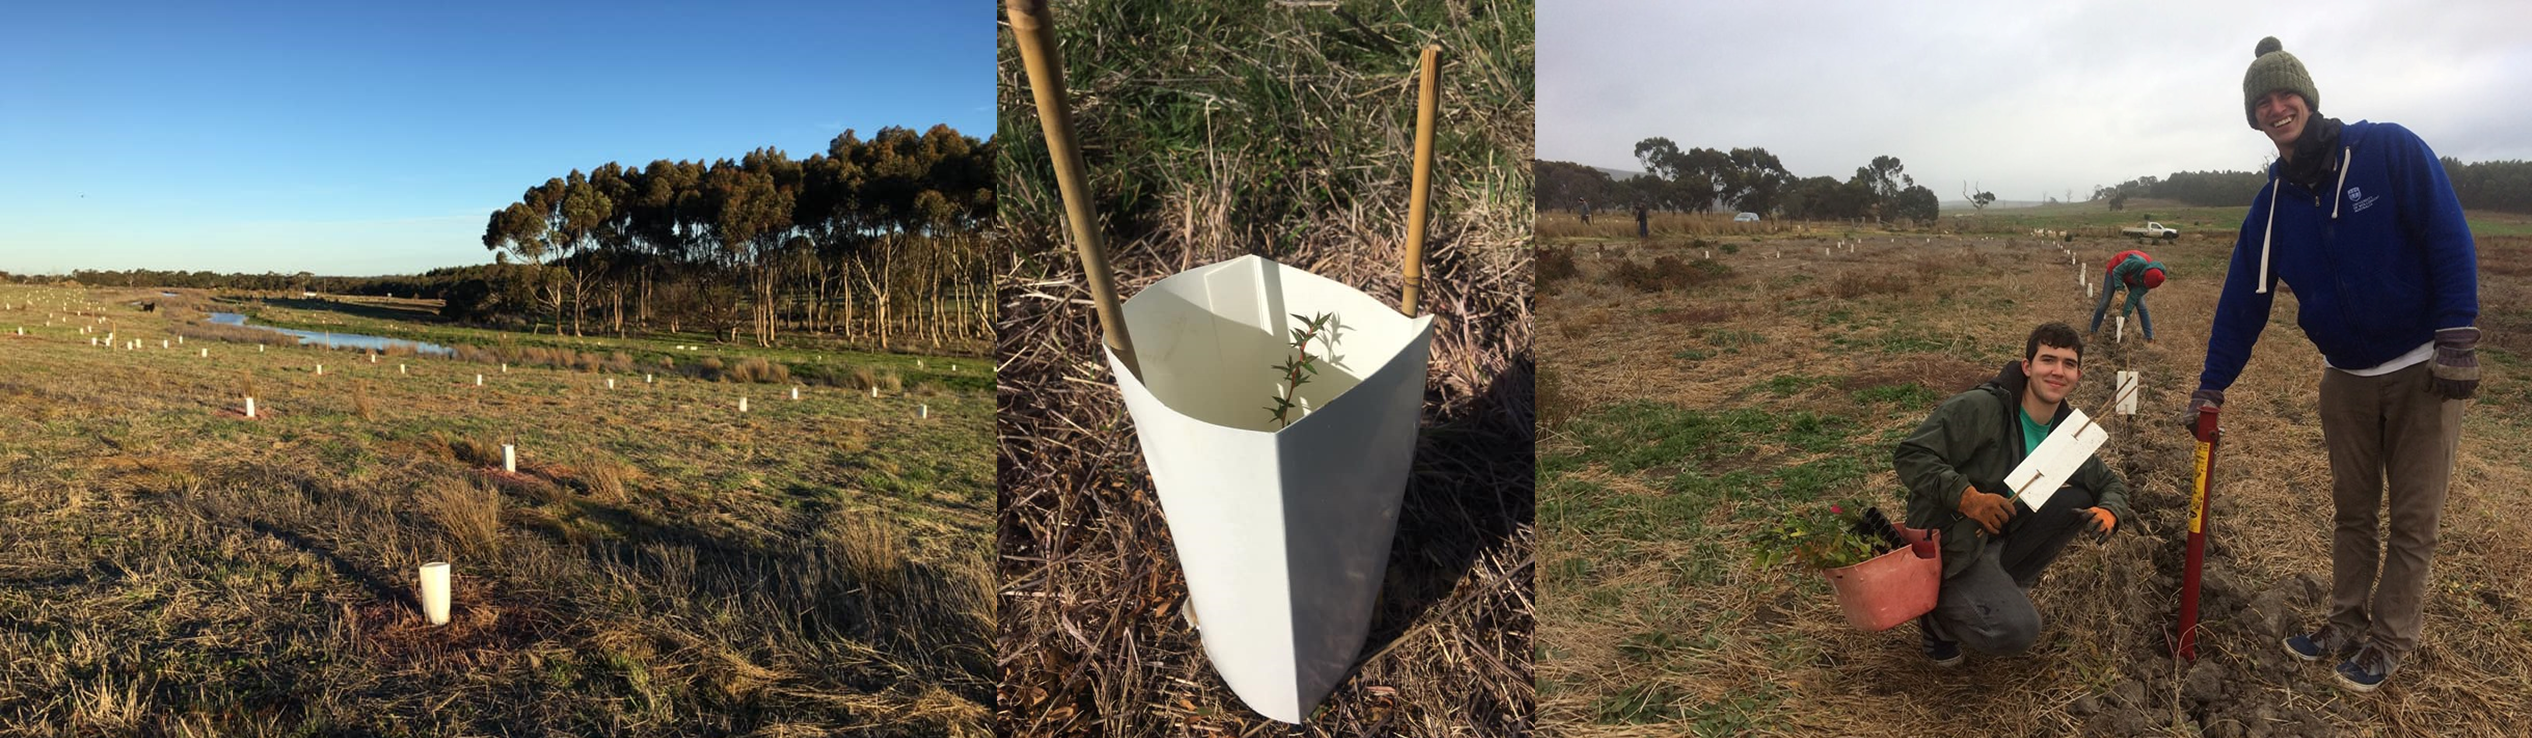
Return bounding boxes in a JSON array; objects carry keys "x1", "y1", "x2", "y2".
[
  {"x1": 1536, "y1": 222, "x2": 2532, "y2": 736},
  {"x1": 0, "y1": 285, "x2": 995, "y2": 736}
]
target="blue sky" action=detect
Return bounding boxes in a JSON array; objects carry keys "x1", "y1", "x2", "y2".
[{"x1": 0, "y1": 1, "x2": 994, "y2": 276}]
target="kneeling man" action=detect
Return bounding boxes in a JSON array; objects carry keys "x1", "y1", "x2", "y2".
[{"x1": 1894, "y1": 322, "x2": 2131, "y2": 665}]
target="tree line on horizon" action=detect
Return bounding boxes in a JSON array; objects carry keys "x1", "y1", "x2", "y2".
[
  {"x1": 2092, "y1": 159, "x2": 2532, "y2": 213},
  {"x1": 476, "y1": 124, "x2": 993, "y2": 351},
  {"x1": 1540, "y1": 148, "x2": 2532, "y2": 218},
  {"x1": 1535, "y1": 141, "x2": 1942, "y2": 224},
  {"x1": 3, "y1": 125, "x2": 994, "y2": 355}
]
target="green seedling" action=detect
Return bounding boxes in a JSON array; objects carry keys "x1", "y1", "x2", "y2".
[{"x1": 1265, "y1": 312, "x2": 1344, "y2": 427}]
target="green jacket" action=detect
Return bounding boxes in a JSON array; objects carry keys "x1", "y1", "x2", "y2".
[{"x1": 1893, "y1": 362, "x2": 2130, "y2": 579}]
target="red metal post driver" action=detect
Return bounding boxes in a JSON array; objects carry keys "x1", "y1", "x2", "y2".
[{"x1": 2176, "y1": 405, "x2": 2222, "y2": 660}]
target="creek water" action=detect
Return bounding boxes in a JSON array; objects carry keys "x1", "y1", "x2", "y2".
[{"x1": 208, "y1": 312, "x2": 455, "y2": 357}]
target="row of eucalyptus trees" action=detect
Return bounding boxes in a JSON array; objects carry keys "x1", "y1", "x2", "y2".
[{"x1": 481, "y1": 124, "x2": 992, "y2": 351}]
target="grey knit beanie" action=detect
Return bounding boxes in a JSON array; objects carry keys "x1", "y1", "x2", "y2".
[{"x1": 2243, "y1": 36, "x2": 2319, "y2": 129}]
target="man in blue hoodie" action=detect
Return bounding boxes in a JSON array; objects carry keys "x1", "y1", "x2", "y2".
[{"x1": 2191, "y1": 37, "x2": 2479, "y2": 694}]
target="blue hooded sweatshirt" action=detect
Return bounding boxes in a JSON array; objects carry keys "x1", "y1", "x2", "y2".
[{"x1": 2199, "y1": 121, "x2": 2478, "y2": 392}]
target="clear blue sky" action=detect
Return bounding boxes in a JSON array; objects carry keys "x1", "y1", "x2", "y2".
[{"x1": 0, "y1": 1, "x2": 994, "y2": 277}]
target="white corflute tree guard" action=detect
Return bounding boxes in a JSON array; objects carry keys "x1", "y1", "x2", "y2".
[
  {"x1": 419, "y1": 562, "x2": 452, "y2": 626},
  {"x1": 1105, "y1": 255, "x2": 1435, "y2": 723}
]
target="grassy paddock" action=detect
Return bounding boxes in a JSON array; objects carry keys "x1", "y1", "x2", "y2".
[
  {"x1": 0, "y1": 284, "x2": 996, "y2": 736},
  {"x1": 1536, "y1": 226, "x2": 2532, "y2": 736},
  {"x1": 996, "y1": 0, "x2": 1535, "y2": 734}
]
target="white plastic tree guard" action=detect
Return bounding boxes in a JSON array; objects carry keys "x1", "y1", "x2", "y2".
[
  {"x1": 315, "y1": 364, "x2": 323, "y2": 376},
  {"x1": 919, "y1": 404, "x2": 928, "y2": 419},
  {"x1": 645, "y1": 374, "x2": 653, "y2": 384},
  {"x1": 607, "y1": 378, "x2": 616, "y2": 390},
  {"x1": 502, "y1": 444, "x2": 516, "y2": 473},
  {"x1": 245, "y1": 397, "x2": 256, "y2": 418},
  {"x1": 2005, "y1": 407, "x2": 2108, "y2": 511},
  {"x1": 2116, "y1": 371, "x2": 2139, "y2": 415},
  {"x1": 200, "y1": 348, "x2": 208, "y2": 358},
  {"x1": 419, "y1": 562, "x2": 451, "y2": 626},
  {"x1": 475, "y1": 374, "x2": 484, "y2": 386},
  {"x1": 738, "y1": 397, "x2": 749, "y2": 412},
  {"x1": 400, "y1": 364, "x2": 407, "y2": 375},
  {"x1": 1106, "y1": 255, "x2": 1436, "y2": 722},
  {"x1": 2116, "y1": 315, "x2": 2126, "y2": 343},
  {"x1": 791, "y1": 386, "x2": 800, "y2": 400}
]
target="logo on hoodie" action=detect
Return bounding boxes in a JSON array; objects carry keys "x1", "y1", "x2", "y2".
[{"x1": 2349, "y1": 186, "x2": 2380, "y2": 213}]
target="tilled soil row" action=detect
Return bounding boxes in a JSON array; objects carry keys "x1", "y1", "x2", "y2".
[{"x1": 2065, "y1": 282, "x2": 2344, "y2": 738}]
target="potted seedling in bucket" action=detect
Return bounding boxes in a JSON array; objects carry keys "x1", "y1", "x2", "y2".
[
  {"x1": 1010, "y1": 0, "x2": 1443, "y2": 722},
  {"x1": 1756, "y1": 502, "x2": 1942, "y2": 631}
]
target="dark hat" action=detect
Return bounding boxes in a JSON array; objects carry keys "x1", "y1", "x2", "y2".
[{"x1": 2243, "y1": 36, "x2": 2319, "y2": 130}]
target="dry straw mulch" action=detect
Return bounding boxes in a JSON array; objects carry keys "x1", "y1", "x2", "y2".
[{"x1": 994, "y1": 1, "x2": 1535, "y2": 734}]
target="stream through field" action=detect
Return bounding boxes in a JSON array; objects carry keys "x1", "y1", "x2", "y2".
[{"x1": 208, "y1": 312, "x2": 457, "y2": 357}]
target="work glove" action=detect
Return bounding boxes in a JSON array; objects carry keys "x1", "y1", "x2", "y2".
[
  {"x1": 2081, "y1": 507, "x2": 2118, "y2": 536},
  {"x1": 2181, "y1": 388, "x2": 2224, "y2": 432},
  {"x1": 1958, "y1": 485, "x2": 2016, "y2": 535},
  {"x1": 2432, "y1": 327, "x2": 2480, "y2": 401}
]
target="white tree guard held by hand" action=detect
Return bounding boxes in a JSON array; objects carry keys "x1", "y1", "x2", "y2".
[
  {"x1": 1104, "y1": 255, "x2": 1436, "y2": 723},
  {"x1": 2004, "y1": 407, "x2": 2108, "y2": 512}
]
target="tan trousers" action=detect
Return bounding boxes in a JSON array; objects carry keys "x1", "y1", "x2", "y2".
[{"x1": 2317, "y1": 362, "x2": 2464, "y2": 666}]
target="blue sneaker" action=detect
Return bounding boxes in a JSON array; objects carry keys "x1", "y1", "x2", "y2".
[
  {"x1": 2333, "y1": 645, "x2": 2394, "y2": 693},
  {"x1": 2282, "y1": 624, "x2": 2356, "y2": 662}
]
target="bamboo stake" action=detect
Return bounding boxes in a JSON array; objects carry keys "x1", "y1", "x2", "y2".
[
  {"x1": 1400, "y1": 45, "x2": 1441, "y2": 317},
  {"x1": 1008, "y1": 0, "x2": 1138, "y2": 377}
]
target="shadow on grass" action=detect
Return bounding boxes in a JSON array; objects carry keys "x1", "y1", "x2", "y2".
[{"x1": 1356, "y1": 353, "x2": 1535, "y2": 668}]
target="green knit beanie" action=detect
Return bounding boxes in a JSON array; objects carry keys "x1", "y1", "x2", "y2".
[{"x1": 2243, "y1": 36, "x2": 2319, "y2": 129}]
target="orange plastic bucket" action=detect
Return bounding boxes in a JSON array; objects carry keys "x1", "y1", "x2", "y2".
[{"x1": 1822, "y1": 525, "x2": 1941, "y2": 631}]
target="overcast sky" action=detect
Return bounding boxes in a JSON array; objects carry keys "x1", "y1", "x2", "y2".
[{"x1": 1539, "y1": 0, "x2": 2532, "y2": 204}]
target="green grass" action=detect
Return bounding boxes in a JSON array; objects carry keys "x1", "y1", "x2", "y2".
[
  {"x1": 999, "y1": 0, "x2": 1532, "y2": 259},
  {"x1": 1545, "y1": 401, "x2": 1882, "y2": 540}
]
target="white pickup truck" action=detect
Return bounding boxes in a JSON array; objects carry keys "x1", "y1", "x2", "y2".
[{"x1": 2120, "y1": 221, "x2": 2179, "y2": 239}]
